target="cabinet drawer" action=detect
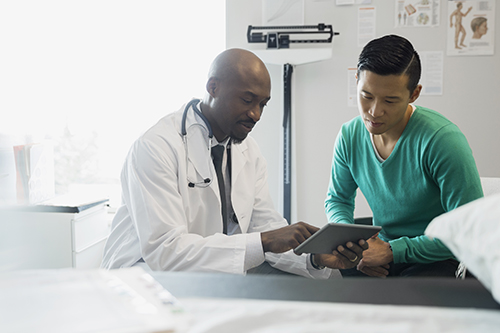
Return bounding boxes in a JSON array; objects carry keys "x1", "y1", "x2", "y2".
[
  {"x1": 72, "y1": 207, "x2": 109, "y2": 252},
  {"x1": 73, "y1": 237, "x2": 107, "y2": 269}
]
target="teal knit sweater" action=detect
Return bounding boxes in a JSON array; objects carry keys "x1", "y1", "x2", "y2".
[{"x1": 325, "y1": 106, "x2": 483, "y2": 264}]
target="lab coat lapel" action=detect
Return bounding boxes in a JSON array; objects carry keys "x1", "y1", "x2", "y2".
[
  {"x1": 176, "y1": 101, "x2": 213, "y2": 188},
  {"x1": 230, "y1": 140, "x2": 250, "y2": 232},
  {"x1": 230, "y1": 140, "x2": 248, "y2": 191}
]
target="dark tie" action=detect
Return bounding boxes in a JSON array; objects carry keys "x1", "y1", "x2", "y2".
[{"x1": 211, "y1": 145, "x2": 227, "y2": 234}]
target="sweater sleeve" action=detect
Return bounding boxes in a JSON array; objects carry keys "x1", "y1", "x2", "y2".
[
  {"x1": 427, "y1": 124, "x2": 483, "y2": 212},
  {"x1": 325, "y1": 126, "x2": 358, "y2": 224},
  {"x1": 391, "y1": 123, "x2": 483, "y2": 264}
]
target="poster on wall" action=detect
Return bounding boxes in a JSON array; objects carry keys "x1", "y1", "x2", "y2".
[
  {"x1": 394, "y1": 0, "x2": 440, "y2": 28},
  {"x1": 447, "y1": 0, "x2": 495, "y2": 56},
  {"x1": 358, "y1": 6, "x2": 376, "y2": 47},
  {"x1": 347, "y1": 68, "x2": 358, "y2": 107},
  {"x1": 420, "y1": 51, "x2": 443, "y2": 95},
  {"x1": 262, "y1": 0, "x2": 305, "y2": 25},
  {"x1": 335, "y1": 0, "x2": 372, "y2": 4}
]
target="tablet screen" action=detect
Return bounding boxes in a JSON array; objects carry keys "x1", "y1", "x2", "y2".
[{"x1": 294, "y1": 223, "x2": 381, "y2": 255}]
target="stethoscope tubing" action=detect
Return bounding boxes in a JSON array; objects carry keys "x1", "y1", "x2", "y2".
[
  {"x1": 181, "y1": 99, "x2": 213, "y2": 139},
  {"x1": 182, "y1": 99, "x2": 214, "y2": 188}
]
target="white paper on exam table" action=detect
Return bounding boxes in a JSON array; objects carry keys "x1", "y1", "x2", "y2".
[
  {"x1": 0, "y1": 267, "x2": 188, "y2": 333},
  {"x1": 180, "y1": 297, "x2": 500, "y2": 333}
]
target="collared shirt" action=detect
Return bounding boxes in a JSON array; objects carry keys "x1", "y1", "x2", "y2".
[{"x1": 211, "y1": 138, "x2": 241, "y2": 235}]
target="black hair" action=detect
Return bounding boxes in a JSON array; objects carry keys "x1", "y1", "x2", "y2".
[{"x1": 357, "y1": 35, "x2": 421, "y2": 93}]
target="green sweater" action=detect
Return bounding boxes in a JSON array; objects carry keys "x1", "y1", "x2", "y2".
[{"x1": 325, "y1": 106, "x2": 483, "y2": 264}]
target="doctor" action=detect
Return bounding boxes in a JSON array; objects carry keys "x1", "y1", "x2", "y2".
[{"x1": 101, "y1": 48, "x2": 367, "y2": 277}]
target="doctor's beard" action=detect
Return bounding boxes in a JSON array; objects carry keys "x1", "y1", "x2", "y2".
[{"x1": 230, "y1": 136, "x2": 244, "y2": 145}]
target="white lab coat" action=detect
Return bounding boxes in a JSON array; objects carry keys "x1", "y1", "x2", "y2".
[{"x1": 101, "y1": 101, "x2": 333, "y2": 278}]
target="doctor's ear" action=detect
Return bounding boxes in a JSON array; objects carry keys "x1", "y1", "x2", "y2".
[{"x1": 206, "y1": 77, "x2": 219, "y2": 97}]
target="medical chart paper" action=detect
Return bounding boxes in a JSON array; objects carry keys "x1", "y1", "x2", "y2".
[
  {"x1": 347, "y1": 67, "x2": 358, "y2": 107},
  {"x1": 420, "y1": 51, "x2": 444, "y2": 95},
  {"x1": 358, "y1": 7, "x2": 376, "y2": 47},
  {"x1": 394, "y1": 0, "x2": 440, "y2": 28}
]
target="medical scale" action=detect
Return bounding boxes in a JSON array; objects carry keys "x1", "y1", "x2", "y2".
[{"x1": 247, "y1": 23, "x2": 338, "y2": 223}]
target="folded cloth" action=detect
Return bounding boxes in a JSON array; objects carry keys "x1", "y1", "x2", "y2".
[{"x1": 425, "y1": 193, "x2": 500, "y2": 303}]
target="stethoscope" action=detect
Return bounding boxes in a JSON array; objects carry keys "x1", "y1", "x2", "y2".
[{"x1": 181, "y1": 99, "x2": 214, "y2": 188}]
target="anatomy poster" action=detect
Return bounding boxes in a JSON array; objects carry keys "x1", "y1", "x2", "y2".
[
  {"x1": 394, "y1": 0, "x2": 440, "y2": 28},
  {"x1": 447, "y1": 0, "x2": 495, "y2": 56}
]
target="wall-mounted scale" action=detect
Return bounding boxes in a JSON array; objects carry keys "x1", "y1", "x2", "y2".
[{"x1": 247, "y1": 24, "x2": 339, "y2": 223}]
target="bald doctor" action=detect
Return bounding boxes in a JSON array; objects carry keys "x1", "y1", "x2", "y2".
[{"x1": 101, "y1": 48, "x2": 367, "y2": 277}]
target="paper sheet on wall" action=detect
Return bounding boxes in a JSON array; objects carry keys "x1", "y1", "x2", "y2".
[
  {"x1": 394, "y1": 0, "x2": 440, "y2": 28},
  {"x1": 347, "y1": 68, "x2": 358, "y2": 107},
  {"x1": 335, "y1": 0, "x2": 372, "y2": 4},
  {"x1": 262, "y1": 0, "x2": 305, "y2": 25},
  {"x1": 358, "y1": 6, "x2": 376, "y2": 48},
  {"x1": 447, "y1": 0, "x2": 495, "y2": 56},
  {"x1": 420, "y1": 51, "x2": 443, "y2": 96}
]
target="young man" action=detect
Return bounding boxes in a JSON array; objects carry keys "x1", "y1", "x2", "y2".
[
  {"x1": 325, "y1": 35, "x2": 483, "y2": 277},
  {"x1": 102, "y1": 48, "x2": 367, "y2": 277}
]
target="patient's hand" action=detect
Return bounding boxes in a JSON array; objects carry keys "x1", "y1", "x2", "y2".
[
  {"x1": 356, "y1": 237, "x2": 393, "y2": 277},
  {"x1": 358, "y1": 264, "x2": 390, "y2": 277},
  {"x1": 315, "y1": 239, "x2": 368, "y2": 270}
]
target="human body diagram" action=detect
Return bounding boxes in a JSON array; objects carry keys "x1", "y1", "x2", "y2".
[{"x1": 450, "y1": 2, "x2": 472, "y2": 49}]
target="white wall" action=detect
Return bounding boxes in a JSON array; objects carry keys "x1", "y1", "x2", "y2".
[{"x1": 226, "y1": 0, "x2": 500, "y2": 227}]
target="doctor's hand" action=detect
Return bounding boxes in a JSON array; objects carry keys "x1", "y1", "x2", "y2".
[
  {"x1": 314, "y1": 239, "x2": 369, "y2": 270},
  {"x1": 261, "y1": 222, "x2": 319, "y2": 253}
]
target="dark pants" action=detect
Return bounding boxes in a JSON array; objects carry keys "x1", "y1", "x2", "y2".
[{"x1": 340, "y1": 259, "x2": 467, "y2": 278}]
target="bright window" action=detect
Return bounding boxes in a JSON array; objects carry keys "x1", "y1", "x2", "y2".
[{"x1": 1, "y1": 1, "x2": 226, "y2": 208}]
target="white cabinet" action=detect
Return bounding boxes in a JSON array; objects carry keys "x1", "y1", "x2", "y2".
[{"x1": 0, "y1": 200, "x2": 110, "y2": 271}]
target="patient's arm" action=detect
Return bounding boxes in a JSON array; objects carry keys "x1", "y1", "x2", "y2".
[
  {"x1": 360, "y1": 237, "x2": 393, "y2": 266},
  {"x1": 356, "y1": 237, "x2": 392, "y2": 277},
  {"x1": 358, "y1": 264, "x2": 390, "y2": 277}
]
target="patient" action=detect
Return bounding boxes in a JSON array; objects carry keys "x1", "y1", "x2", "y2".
[{"x1": 324, "y1": 34, "x2": 483, "y2": 278}]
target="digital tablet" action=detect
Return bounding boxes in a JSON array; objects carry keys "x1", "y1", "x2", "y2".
[{"x1": 294, "y1": 223, "x2": 382, "y2": 255}]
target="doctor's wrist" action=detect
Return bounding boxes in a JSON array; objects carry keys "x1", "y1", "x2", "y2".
[{"x1": 310, "y1": 254, "x2": 326, "y2": 270}]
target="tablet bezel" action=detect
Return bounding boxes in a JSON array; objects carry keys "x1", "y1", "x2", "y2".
[{"x1": 294, "y1": 223, "x2": 382, "y2": 255}]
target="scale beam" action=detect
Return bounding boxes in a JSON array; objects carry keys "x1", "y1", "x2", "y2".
[{"x1": 247, "y1": 23, "x2": 338, "y2": 49}]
